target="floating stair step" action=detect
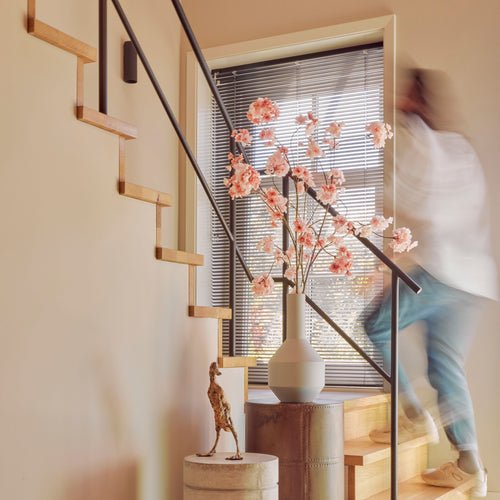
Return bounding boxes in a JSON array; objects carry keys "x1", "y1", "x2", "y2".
[
  {"x1": 28, "y1": 19, "x2": 97, "y2": 63},
  {"x1": 365, "y1": 475, "x2": 474, "y2": 500},
  {"x1": 156, "y1": 247, "x2": 204, "y2": 266},
  {"x1": 345, "y1": 435, "x2": 433, "y2": 466},
  {"x1": 77, "y1": 106, "x2": 138, "y2": 139},
  {"x1": 119, "y1": 181, "x2": 172, "y2": 207},
  {"x1": 344, "y1": 394, "x2": 389, "y2": 441},
  {"x1": 189, "y1": 306, "x2": 232, "y2": 320},
  {"x1": 218, "y1": 356, "x2": 257, "y2": 368}
]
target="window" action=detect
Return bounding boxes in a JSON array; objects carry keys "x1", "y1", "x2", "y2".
[{"x1": 204, "y1": 43, "x2": 386, "y2": 387}]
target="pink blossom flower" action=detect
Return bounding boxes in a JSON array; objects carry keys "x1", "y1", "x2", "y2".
[
  {"x1": 292, "y1": 165, "x2": 315, "y2": 187},
  {"x1": 315, "y1": 237, "x2": 326, "y2": 248},
  {"x1": 317, "y1": 184, "x2": 339, "y2": 205},
  {"x1": 231, "y1": 128, "x2": 253, "y2": 147},
  {"x1": 305, "y1": 112, "x2": 320, "y2": 136},
  {"x1": 297, "y1": 228, "x2": 315, "y2": 249},
  {"x1": 285, "y1": 245, "x2": 296, "y2": 260},
  {"x1": 297, "y1": 181, "x2": 305, "y2": 194},
  {"x1": 306, "y1": 138, "x2": 326, "y2": 159},
  {"x1": 325, "y1": 121, "x2": 344, "y2": 138},
  {"x1": 259, "y1": 128, "x2": 276, "y2": 146},
  {"x1": 329, "y1": 246, "x2": 353, "y2": 276},
  {"x1": 264, "y1": 188, "x2": 288, "y2": 214},
  {"x1": 327, "y1": 235, "x2": 344, "y2": 247},
  {"x1": 327, "y1": 169, "x2": 345, "y2": 186},
  {"x1": 252, "y1": 275, "x2": 274, "y2": 296},
  {"x1": 296, "y1": 114, "x2": 307, "y2": 125},
  {"x1": 274, "y1": 249, "x2": 284, "y2": 265},
  {"x1": 323, "y1": 137, "x2": 339, "y2": 150},
  {"x1": 390, "y1": 227, "x2": 418, "y2": 253},
  {"x1": 293, "y1": 218, "x2": 307, "y2": 234},
  {"x1": 355, "y1": 225, "x2": 372, "y2": 238},
  {"x1": 332, "y1": 215, "x2": 353, "y2": 235},
  {"x1": 366, "y1": 122, "x2": 393, "y2": 149},
  {"x1": 247, "y1": 98, "x2": 280, "y2": 124},
  {"x1": 371, "y1": 215, "x2": 393, "y2": 232},
  {"x1": 224, "y1": 155, "x2": 261, "y2": 199},
  {"x1": 284, "y1": 267, "x2": 296, "y2": 280},
  {"x1": 257, "y1": 235, "x2": 275, "y2": 254},
  {"x1": 265, "y1": 147, "x2": 290, "y2": 177}
]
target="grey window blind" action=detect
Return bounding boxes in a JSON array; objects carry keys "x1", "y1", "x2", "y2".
[{"x1": 207, "y1": 44, "x2": 385, "y2": 387}]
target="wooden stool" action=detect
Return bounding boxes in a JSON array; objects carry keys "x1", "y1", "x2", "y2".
[
  {"x1": 184, "y1": 452, "x2": 279, "y2": 499},
  {"x1": 246, "y1": 399, "x2": 344, "y2": 500}
]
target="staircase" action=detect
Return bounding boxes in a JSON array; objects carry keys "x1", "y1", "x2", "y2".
[
  {"x1": 344, "y1": 393, "x2": 475, "y2": 499},
  {"x1": 26, "y1": 0, "x2": 256, "y2": 395},
  {"x1": 26, "y1": 3, "x2": 474, "y2": 499}
]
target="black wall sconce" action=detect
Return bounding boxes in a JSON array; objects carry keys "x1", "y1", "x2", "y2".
[{"x1": 123, "y1": 41, "x2": 137, "y2": 84}]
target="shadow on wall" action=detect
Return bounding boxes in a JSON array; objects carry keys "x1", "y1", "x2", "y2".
[
  {"x1": 65, "y1": 459, "x2": 138, "y2": 500},
  {"x1": 163, "y1": 320, "x2": 217, "y2": 499}
]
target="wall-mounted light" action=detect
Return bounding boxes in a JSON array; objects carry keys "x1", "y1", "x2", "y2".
[{"x1": 123, "y1": 41, "x2": 137, "y2": 84}]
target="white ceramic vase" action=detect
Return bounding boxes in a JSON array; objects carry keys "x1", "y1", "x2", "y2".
[{"x1": 268, "y1": 293, "x2": 325, "y2": 403}]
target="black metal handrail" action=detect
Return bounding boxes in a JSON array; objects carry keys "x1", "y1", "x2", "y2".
[{"x1": 100, "y1": 2, "x2": 422, "y2": 498}]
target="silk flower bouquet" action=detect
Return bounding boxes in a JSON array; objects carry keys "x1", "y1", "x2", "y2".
[{"x1": 224, "y1": 98, "x2": 417, "y2": 296}]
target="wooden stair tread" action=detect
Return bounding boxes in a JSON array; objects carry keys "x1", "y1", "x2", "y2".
[
  {"x1": 365, "y1": 475, "x2": 475, "y2": 500},
  {"x1": 119, "y1": 181, "x2": 172, "y2": 207},
  {"x1": 189, "y1": 306, "x2": 232, "y2": 320},
  {"x1": 218, "y1": 356, "x2": 257, "y2": 368},
  {"x1": 345, "y1": 435, "x2": 433, "y2": 466},
  {"x1": 77, "y1": 106, "x2": 138, "y2": 139},
  {"x1": 28, "y1": 19, "x2": 97, "y2": 63},
  {"x1": 156, "y1": 247, "x2": 204, "y2": 266},
  {"x1": 344, "y1": 392, "x2": 390, "y2": 411}
]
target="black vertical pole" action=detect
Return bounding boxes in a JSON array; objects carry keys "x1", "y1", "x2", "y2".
[
  {"x1": 282, "y1": 176, "x2": 290, "y2": 341},
  {"x1": 390, "y1": 271, "x2": 399, "y2": 500},
  {"x1": 99, "y1": 0, "x2": 108, "y2": 114},
  {"x1": 228, "y1": 137, "x2": 236, "y2": 356}
]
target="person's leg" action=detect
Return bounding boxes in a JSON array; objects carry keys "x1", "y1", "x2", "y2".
[
  {"x1": 425, "y1": 290, "x2": 485, "y2": 473},
  {"x1": 364, "y1": 266, "x2": 441, "y2": 415}
]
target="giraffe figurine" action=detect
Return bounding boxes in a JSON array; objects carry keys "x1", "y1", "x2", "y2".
[{"x1": 197, "y1": 361, "x2": 243, "y2": 460}]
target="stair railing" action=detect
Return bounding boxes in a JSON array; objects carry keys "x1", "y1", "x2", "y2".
[{"x1": 100, "y1": 1, "x2": 422, "y2": 498}]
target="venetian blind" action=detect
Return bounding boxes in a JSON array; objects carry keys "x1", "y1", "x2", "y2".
[{"x1": 206, "y1": 43, "x2": 386, "y2": 387}]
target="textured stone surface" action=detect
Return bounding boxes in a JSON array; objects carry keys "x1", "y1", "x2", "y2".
[
  {"x1": 184, "y1": 452, "x2": 279, "y2": 499},
  {"x1": 246, "y1": 400, "x2": 344, "y2": 500}
]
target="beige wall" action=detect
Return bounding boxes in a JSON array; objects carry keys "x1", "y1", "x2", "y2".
[
  {"x1": 0, "y1": 1, "x2": 244, "y2": 499},
  {"x1": 182, "y1": 0, "x2": 500, "y2": 493}
]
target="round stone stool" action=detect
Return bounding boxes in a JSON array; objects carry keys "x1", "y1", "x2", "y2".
[{"x1": 184, "y1": 452, "x2": 279, "y2": 499}]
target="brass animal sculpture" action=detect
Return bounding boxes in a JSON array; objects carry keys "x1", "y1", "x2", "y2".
[{"x1": 197, "y1": 361, "x2": 243, "y2": 460}]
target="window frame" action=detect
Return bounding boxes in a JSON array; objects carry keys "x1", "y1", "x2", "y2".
[{"x1": 182, "y1": 15, "x2": 396, "y2": 386}]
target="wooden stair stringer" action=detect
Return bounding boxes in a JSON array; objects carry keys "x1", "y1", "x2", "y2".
[{"x1": 28, "y1": 0, "x2": 255, "y2": 423}]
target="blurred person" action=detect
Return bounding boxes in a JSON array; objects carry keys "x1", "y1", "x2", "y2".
[{"x1": 364, "y1": 68, "x2": 497, "y2": 496}]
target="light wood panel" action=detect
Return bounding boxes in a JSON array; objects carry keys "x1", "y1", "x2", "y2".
[
  {"x1": 28, "y1": 19, "x2": 97, "y2": 63},
  {"x1": 344, "y1": 402, "x2": 388, "y2": 441},
  {"x1": 345, "y1": 435, "x2": 434, "y2": 467},
  {"x1": 189, "y1": 306, "x2": 232, "y2": 320},
  {"x1": 218, "y1": 356, "x2": 257, "y2": 368},
  {"x1": 155, "y1": 247, "x2": 204, "y2": 267},
  {"x1": 348, "y1": 445, "x2": 427, "y2": 499},
  {"x1": 77, "y1": 106, "x2": 138, "y2": 139},
  {"x1": 365, "y1": 476, "x2": 473, "y2": 500},
  {"x1": 119, "y1": 181, "x2": 173, "y2": 207}
]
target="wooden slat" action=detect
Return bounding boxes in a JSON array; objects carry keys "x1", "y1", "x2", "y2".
[
  {"x1": 28, "y1": 19, "x2": 97, "y2": 63},
  {"x1": 218, "y1": 356, "x2": 257, "y2": 368},
  {"x1": 189, "y1": 306, "x2": 232, "y2": 320},
  {"x1": 188, "y1": 265, "x2": 195, "y2": 306},
  {"x1": 156, "y1": 247, "x2": 204, "y2": 267},
  {"x1": 77, "y1": 106, "x2": 137, "y2": 139},
  {"x1": 365, "y1": 476, "x2": 473, "y2": 500},
  {"x1": 76, "y1": 57, "x2": 85, "y2": 107},
  {"x1": 119, "y1": 181, "x2": 172, "y2": 207},
  {"x1": 345, "y1": 435, "x2": 432, "y2": 466}
]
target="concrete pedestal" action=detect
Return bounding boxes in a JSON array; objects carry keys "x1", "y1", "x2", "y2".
[
  {"x1": 184, "y1": 452, "x2": 279, "y2": 499},
  {"x1": 246, "y1": 399, "x2": 344, "y2": 500}
]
